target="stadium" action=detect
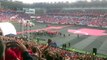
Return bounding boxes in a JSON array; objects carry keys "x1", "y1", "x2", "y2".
[{"x1": 0, "y1": 0, "x2": 107, "y2": 60}]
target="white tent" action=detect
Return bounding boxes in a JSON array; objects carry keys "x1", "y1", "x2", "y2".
[{"x1": 0, "y1": 22, "x2": 17, "y2": 36}]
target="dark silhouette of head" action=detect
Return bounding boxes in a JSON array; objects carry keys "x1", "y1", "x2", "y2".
[{"x1": 0, "y1": 40, "x2": 4, "y2": 59}]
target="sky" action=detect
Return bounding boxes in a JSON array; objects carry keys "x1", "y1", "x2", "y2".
[{"x1": 14, "y1": 0, "x2": 91, "y2": 4}]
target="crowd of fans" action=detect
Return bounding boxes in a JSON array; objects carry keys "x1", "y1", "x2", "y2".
[
  {"x1": 0, "y1": 9, "x2": 30, "y2": 22},
  {"x1": 36, "y1": 10, "x2": 107, "y2": 27},
  {"x1": 0, "y1": 36, "x2": 107, "y2": 60},
  {"x1": 0, "y1": 9, "x2": 35, "y2": 27},
  {"x1": 1, "y1": 9, "x2": 107, "y2": 27},
  {"x1": 0, "y1": 9, "x2": 107, "y2": 60}
]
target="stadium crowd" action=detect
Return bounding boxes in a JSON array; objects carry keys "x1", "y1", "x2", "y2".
[
  {"x1": 0, "y1": 9, "x2": 107, "y2": 60},
  {"x1": 0, "y1": 36, "x2": 107, "y2": 60},
  {"x1": 0, "y1": 9, "x2": 35, "y2": 27},
  {"x1": 36, "y1": 10, "x2": 107, "y2": 27},
  {"x1": 0, "y1": 9, "x2": 30, "y2": 22},
  {"x1": 0, "y1": 9, "x2": 107, "y2": 27}
]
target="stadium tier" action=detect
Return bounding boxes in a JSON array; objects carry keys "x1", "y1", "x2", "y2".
[{"x1": 1, "y1": 1, "x2": 107, "y2": 60}]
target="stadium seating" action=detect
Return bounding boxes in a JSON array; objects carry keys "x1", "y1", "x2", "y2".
[
  {"x1": 0, "y1": 36, "x2": 106, "y2": 60},
  {"x1": 0, "y1": 9, "x2": 107, "y2": 60},
  {"x1": 0, "y1": 9, "x2": 30, "y2": 22},
  {"x1": 36, "y1": 10, "x2": 107, "y2": 27}
]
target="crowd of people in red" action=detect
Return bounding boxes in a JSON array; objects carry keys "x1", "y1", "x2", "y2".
[
  {"x1": 36, "y1": 10, "x2": 107, "y2": 27},
  {"x1": 0, "y1": 36, "x2": 106, "y2": 60},
  {"x1": 1, "y1": 9, "x2": 107, "y2": 28},
  {"x1": 0, "y1": 9, "x2": 107, "y2": 60},
  {"x1": 0, "y1": 9, "x2": 30, "y2": 22}
]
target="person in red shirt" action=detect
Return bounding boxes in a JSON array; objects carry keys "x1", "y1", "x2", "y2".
[
  {"x1": 5, "y1": 48, "x2": 20, "y2": 60},
  {"x1": 11, "y1": 47, "x2": 23, "y2": 60}
]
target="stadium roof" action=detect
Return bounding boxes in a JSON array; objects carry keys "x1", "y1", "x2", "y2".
[{"x1": 63, "y1": 7, "x2": 107, "y2": 10}]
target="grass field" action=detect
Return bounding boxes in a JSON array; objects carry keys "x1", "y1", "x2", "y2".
[{"x1": 12, "y1": 21, "x2": 107, "y2": 57}]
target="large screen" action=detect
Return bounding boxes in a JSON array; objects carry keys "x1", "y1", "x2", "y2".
[{"x1": 23, "y1": 8, "x2": 35, "y2": 14}]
